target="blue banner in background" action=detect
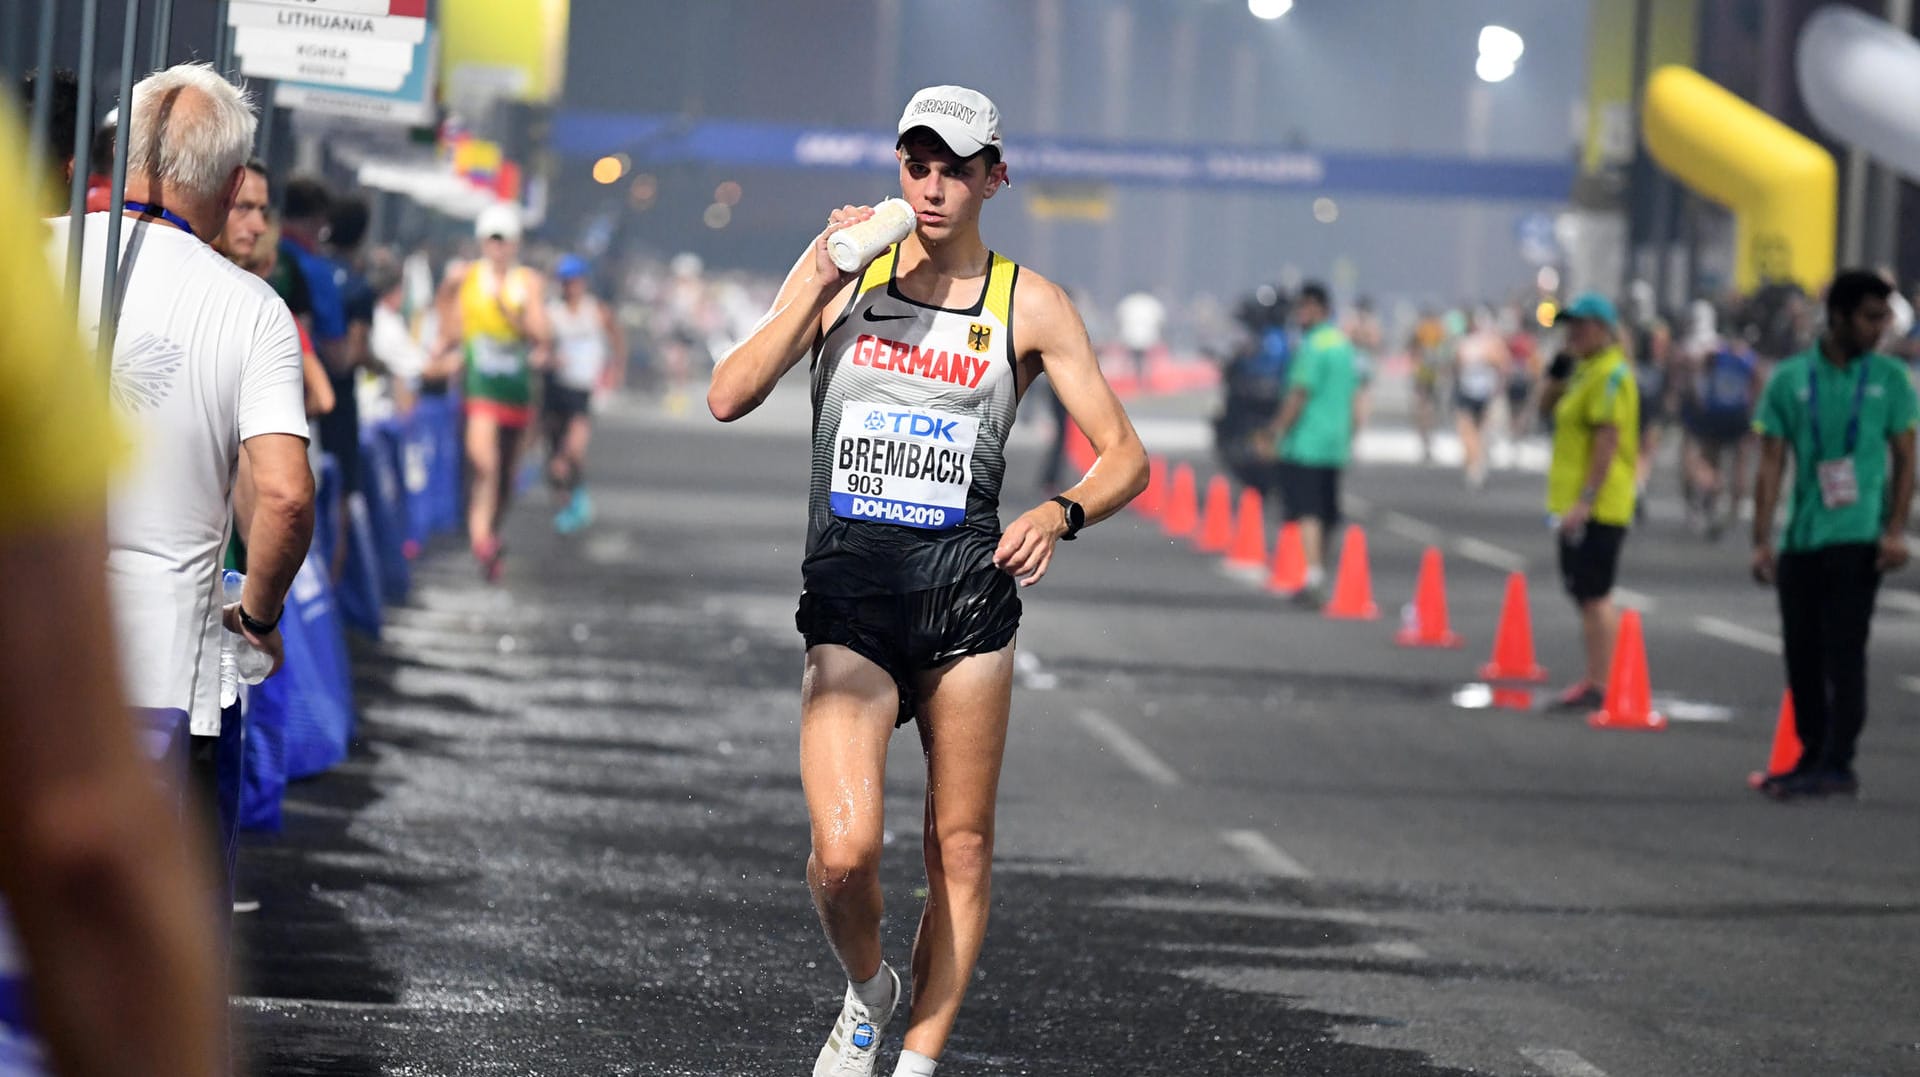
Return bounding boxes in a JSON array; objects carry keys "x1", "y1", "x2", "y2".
[{"x1": 553, "y1": 111, "x2": 1575, "y2": 202}]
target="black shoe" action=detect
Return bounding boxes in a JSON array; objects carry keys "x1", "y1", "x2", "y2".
[
  {"x1": 1548, "y1": 681, "x2": 1604, "y2": 713},
  {"x1": 1757, "y1": 770, "x2": 1826, "y2": 802},
  {"x1": 1816, "y1": 770, "x2": 1860, "y2": 798}
]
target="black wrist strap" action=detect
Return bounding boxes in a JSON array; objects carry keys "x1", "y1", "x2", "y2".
[
  {"x1": 1050, "y1": 495, "x2": 1083, "y2": 541},
  {"x1": 239, "y1": 604, "x2": 282, "y2": 635}
]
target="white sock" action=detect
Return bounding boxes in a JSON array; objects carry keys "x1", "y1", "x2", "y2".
[
  {"x1": 893, "y1": 1049, "x2": 937, "y2": 1077},
  {"x1": 851, "y1": 964, "x2": 895, "y2": 1012}
]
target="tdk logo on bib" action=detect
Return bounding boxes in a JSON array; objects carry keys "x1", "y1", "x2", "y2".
[
  {"x1": 864, "y1": 408, "x2": 961, "y2": 441},
  {"x1": 832, "y1": 400, "x2": 980, "y2": 531}
]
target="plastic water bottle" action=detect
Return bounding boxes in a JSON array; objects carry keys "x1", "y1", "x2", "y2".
[
  {"x1": 220, "y1": 570, "x2": 275, "y2": 707},
  {"x1": 827, "y1": 198, "x2": 915, "y2": 273}
]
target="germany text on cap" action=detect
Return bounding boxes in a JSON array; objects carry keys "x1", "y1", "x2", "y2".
[{"x1": 898, "y1": 86, "x2": 1003, "y2": 159}]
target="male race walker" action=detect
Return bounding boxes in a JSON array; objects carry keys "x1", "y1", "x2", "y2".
[{"x1": 708, "y1": 86, "x2": 1147, "y2": 1077}]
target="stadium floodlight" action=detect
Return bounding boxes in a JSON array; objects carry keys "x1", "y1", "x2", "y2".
[
  {"x1": 1477, "y1": 25, "x2": 1523, "y2": 82},
  {"x1": 1248, "y1": 0, "x2": 1293, "y2": 20}
]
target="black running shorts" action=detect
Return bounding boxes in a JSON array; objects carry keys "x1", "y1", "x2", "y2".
[
  {"x1": 795, "y1": 567, "x2": 1022, "y2": 727},
  {"x1": 1558, "y1": 522, "x2": 1627, "y2": 602},
  {"x1": 1277, "y1": 462, "x2": 1342, "y2": 528},
  {"x1": 542, "y1": 373, "x2": 593, "y2": 421}
]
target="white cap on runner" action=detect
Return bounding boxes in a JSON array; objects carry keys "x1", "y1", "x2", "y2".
[
  {"x1": 897, "y1": 85, "x2": 1003, "y2": 159},
  {"x1": 474, "y1": 202, "x2": 523, "y2": 242}
]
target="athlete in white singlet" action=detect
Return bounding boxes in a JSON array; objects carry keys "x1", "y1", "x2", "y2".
[
  {"x1": 708, "y1": 86, "x2": 1147, "y2": 1077},
  {"x1": 542, "y1": 255, "x2": 624, "y2": 533}
]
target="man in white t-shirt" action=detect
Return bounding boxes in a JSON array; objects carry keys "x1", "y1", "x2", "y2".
[
  {"x1": 1114, "y1": 290, "x2": 1165, "y2": 386},
  {"x1": 44, "y1": 63, "x2": 313, "y2": 913}
]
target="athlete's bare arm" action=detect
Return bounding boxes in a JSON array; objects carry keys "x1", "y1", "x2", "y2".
[
  {"x1": 0, "y1": 519, "x2": 224, "y2": 1077},
  {"x1": 707, "y1": 206, "x2": 874, "y2": 422},
  {"x1": 995, "y1": 272, "x2": 1149, "y2": 585}
]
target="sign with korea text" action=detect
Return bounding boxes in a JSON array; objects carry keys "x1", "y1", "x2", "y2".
[
  {"x1": 236, "y1": 28, "x2": 417, "y2": 72},
  {"x1": 227, "y1": 1, "x2": 428, "y2": 43},
  {"x1": 275, "y1": 30, "x2": 436, "y2": 127}
]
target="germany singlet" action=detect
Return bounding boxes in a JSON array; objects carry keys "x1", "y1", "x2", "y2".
[
  {"x1": 460, "y1": 261, "x2": 537, "y2": 407},
  {"x1": 806, "y1": 245, "x2": 1020, "y2": 596}
]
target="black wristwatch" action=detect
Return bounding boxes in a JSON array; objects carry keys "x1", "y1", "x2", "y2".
[
  {"x1": 238, "y1": 604, "x2": 282, "y2": 636},
  {"x1": 1050, "y1": 495, "x2": 1085, "y2": 541}
]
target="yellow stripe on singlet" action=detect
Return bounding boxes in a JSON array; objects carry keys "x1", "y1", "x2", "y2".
[
  {"x1": 858, "y1": 245, "x2": 898, "y2": 297},
  {"x1": 983, "y1": 252, "x2": 1016, "y2": 325}
]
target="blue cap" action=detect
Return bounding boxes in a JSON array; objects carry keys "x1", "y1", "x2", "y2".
[
  {"x1": 555, "y1": 255, "x2": 590, "y2": 282},
  {"x1": 1555, "y1": 292, "x2": 1618, "y2": 329}
]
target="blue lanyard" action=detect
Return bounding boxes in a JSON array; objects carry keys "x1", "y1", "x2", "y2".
[
  {"x1": 1807, "y1": 358, "x2": 1870, "y2": 460},
  {"x1": 121, "y1": 200, "x2": 197, "y2": 240}
]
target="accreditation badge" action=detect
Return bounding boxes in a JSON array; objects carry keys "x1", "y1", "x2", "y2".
[
  {"x1": 1816, "y1": 456, "x2": 1860, "y2": 509},
  {"x1": 830, "y1": 400, "x2": 977, "y2": 530}
]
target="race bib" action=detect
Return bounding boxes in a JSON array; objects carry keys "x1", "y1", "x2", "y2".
[
  {"x1": 831, "y1": 400, "x2": 977, "y2": 530},
  {"x1": 1817, "y1": 457, "x2": 1859, "y2": 509},
  {"x1": 469, "y1": 336, "x2": 525, "y2": 377}
]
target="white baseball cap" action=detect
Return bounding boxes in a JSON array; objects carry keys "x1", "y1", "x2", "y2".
[
  {"x1": 474, "y1": 202, "x2": 523, "y2": 242},
  {"x1": 897, "y1": 85, "x2": 1003, "y2": 159}
]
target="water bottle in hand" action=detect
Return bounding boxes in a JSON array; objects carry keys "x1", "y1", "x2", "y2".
[
  {"x1": 220, "y1": 570, "x2": 275, "y2": 707},
  {"x1": 827, "y1": 198, "x2": 915, "y2": 273}
]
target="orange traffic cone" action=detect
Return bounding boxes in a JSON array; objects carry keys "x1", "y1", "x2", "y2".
[
  {"x1": 1136, "y1": 456, "x2": 1167, "y2": 518},
  {"x1": 1224, "y1": 488, "x2": 1267, "y2": 568},
  {"x1": 1194, "y1": 475, "x2": 1234, "y2": 553},
  {"x1": 1746, "y1": 692, "x2": 1802, "y2": 789},
  {"x1": 1588, "y1": 608, "x2": 1667, "y2": 730},
  {"x1": 1161, "y1": 463, "x2": 1199, "y2": 537},
  {"x1": 1265, "y1": 521, "x2": 1307, "y2": 594},
  {"x1": 1479, "y1": 572, "x2": 1547, "y2": 682},
  {"x1": 1065, "y1": 420, "x2": 1096, "y2": 473},
  {"x1": 1323, "y1": 525, "x2": 1379, "y2": 620},
  {"x1": 1395, "y1": 546, "x2": 1463, "y2": 648}
]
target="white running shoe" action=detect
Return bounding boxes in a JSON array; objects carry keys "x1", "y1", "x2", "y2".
[{"x1": 812, "y1": 964, "x2": 900, "y2": 1077}]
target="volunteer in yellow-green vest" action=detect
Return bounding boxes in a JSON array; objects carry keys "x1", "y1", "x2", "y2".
[
  {"x1": 1539, "y1": 294, "x2": 1640, "y2": 712},
  {"x1": 1750, "y1": 270, "x2": 1916, "y2": 801}
]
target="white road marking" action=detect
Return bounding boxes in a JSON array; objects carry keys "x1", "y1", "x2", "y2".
[
  {"x1": 1880, "y1": 590, "x2": 1920, "y2": 617},
  {"x1": 1519, "y1": 1046, "x2": 1611, "y2": 1077},
  {"x1": 1220, "y1": 829, "x2": 1313, "y2": 880},
  {"x1": 1074, "y1": 710, "x2": 1181, "y2": 787},
  {"x1": 1369, "y1": 940, "x2": 1429, "y2": 960},
  {"x1": 1382, "y1": 511, "x2": 1444, "y2": 547},
  {"x1": 1693, "y1": 615, "x2": 1782, "y2": 654},
  {"x1": 1902, "y1": 675, "x2": 1920, "y2": 696},
  {"x1": 1613, "y1": 587, "x2": 1657, "y2": 612},
  {"x1": 1454, "y1": 536, "x2": 1529, "y2": 573}
]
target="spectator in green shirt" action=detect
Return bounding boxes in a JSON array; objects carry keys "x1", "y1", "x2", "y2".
[
  {"x1": 1265, "y1": 283, "x2": 1360, "y2": 605},
  {"x1": 1751, "y1": 270, "x2": 1917, "y2": 801},
  {"x1": 1539, "y1": 293, "x2": 1640, "y2": 711}
]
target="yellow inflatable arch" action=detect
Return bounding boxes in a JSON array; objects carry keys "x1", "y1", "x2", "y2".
[{"x1": 1641, "y1": 65, "x2": 1836, "y2": 293}]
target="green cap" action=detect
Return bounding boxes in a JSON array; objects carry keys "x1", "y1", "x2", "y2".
[{"x1": 1555, "y1": 292, "x2": 1619, "y2": 329}]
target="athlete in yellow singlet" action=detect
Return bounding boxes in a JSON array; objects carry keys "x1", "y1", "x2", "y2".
[{"x1": 442, "y1": 204, "x2": 550, "y2": 580}]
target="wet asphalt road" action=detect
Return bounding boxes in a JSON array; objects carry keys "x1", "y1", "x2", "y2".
[{"x1": 235, "y1": 386, "x2": 1920, "y2": 1077}]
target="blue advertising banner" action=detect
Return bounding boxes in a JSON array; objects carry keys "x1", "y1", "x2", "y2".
[{"x1": 553, "y1": 111, "x2": 1574, "y2": 202}]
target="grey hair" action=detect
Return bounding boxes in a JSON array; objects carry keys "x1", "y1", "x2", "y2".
[{"x1": 125, "y1": 63, "x2": 257, "y2": 202}]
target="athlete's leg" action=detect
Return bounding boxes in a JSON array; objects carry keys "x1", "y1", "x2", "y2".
[
  {"x1": 465, "y1": 408, "x2": 502, "y2": 552},
  {"x1": 563, "y1": 413, "x2": 593, "y2": 489},
  {"x1": 901, "y1": 644, "x2": 1014, "y2": 1060},
  {"x1": 800, "y1": 645, "x2": 899, "y2": 983},
  {"x1": 493, "y1": 423, "x2": 526, "y2": 535},
  {"x1": 543, "y1": 408, "x2": 573, "y2": 497}
]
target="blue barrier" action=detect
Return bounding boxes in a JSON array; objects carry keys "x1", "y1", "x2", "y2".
[
  {"x1": 268, "y1": 548, "x2": 355, "y2": 782},
  {"x1": 240, "y1": 397, "x2": 462, "y2": 825},
  {"x1": 366, "y1": 422, "x2": 413, "y2": 605},
  {"x1": 338, "y1": 489, "x2": 385, "y2": 640}
]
